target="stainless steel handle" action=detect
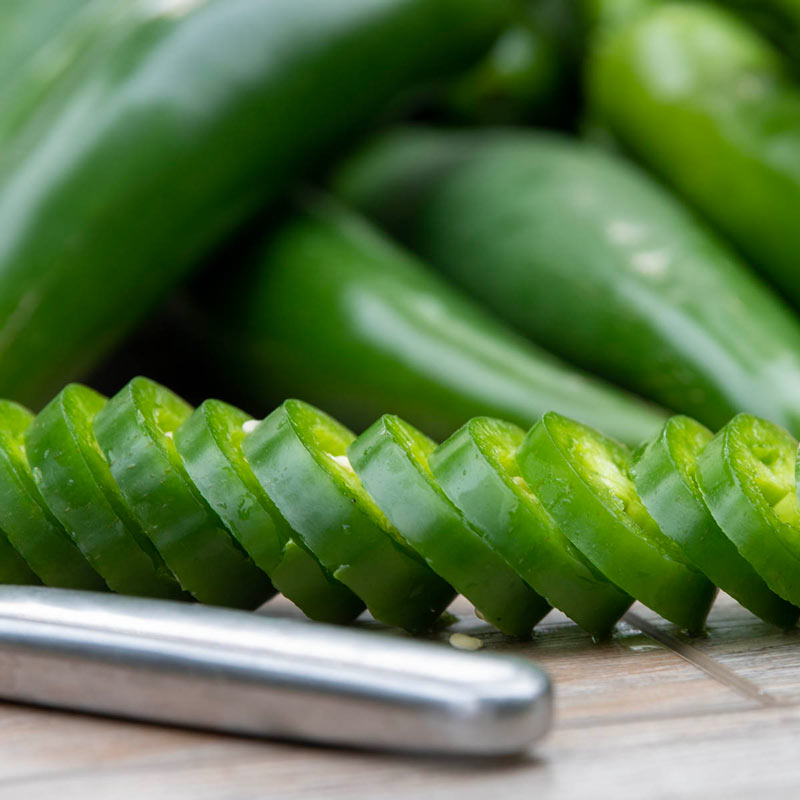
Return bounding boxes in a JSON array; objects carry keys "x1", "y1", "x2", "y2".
[{"x1": 0, "y1": 586, "x2": 552, "y2": 755}]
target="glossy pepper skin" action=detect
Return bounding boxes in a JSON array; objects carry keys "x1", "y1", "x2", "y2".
[
  {"x1": 0, "y1": 0, "x2": 508, "y2": 407},
  {"x1": 212, "y1": 198, "x2": 667, "y2": 447},
  {"x1": 10, "y1": 371, "x2": 800, "y2": 636},
  {"x1": 334, "y1": 127, "x2": 800, "y2": 434},
  {"x1": 714, "y1": 0, "x2": 800, "y2": 66},
  {"x1": 587, "y1": 3, "x2": 800, "y2": 312},
  {"x1": 0, "y1": 0, "x2": 91, "y2": 83},
  {"x1": 446, "y1": 0, "x2": 584, "y2": 127}
]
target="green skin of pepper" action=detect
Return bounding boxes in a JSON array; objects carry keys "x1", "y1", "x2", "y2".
[
  {"x1": 0, "y1": 0, "x2": 92, "y2": 87},
  {"x1": 243, "y1": 401, "x2": 455, "y2": 633},
  {"x1": 633, "y1": 416, "x2": 798, "y2": 628},
  {"x1": 175, "y1": 399, "x2": 364, "y2": 623},
  {"x1": 24, "y1": 384, "x2": 185, "y2": 599},
  {"x1": 696, "y1": 414, "x2": 800, "y2": 608},
  {"x1": 587, "y1": 3, "x2": 800, "y2": 314},
  {"x1": 0, "y1": 399, "x2": 106, "y2": 590},
  {"x1": 714, "y1": 0, "x2": 800, "y2": 66},
  {"x1": 429, "y1": 417, "x2": 632, "y2": 638},
  {"x1": 0, "y1": 531, "x2": 39, "y2": 585},
  {"x1": 446, "y1": 0, "x2": 585, "y2": 127},
  {"x1": 519, "y1": 412, "x2": 717, "y2": 632},
  {"x1": 347, "y1": 415, "x2": 548, "y2": 637},
  {"x1": 0, "y1": 0, "x2": 507, "y2": 407},
  {"x1": 334, "y1": 127, "x2": 800, "y2": 433},
  {"x1": 218, "y1": 197, "x2": 666, "y2": 447},
  {"x1": 93, "y1": 377, "x2": 272, "y2": 609}
]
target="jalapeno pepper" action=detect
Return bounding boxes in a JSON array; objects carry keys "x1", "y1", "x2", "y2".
[
  {"x1": 588, "y1": 2, "x2": 800, "y2": 312},
  {"x1": 518, "y1": 412, "x2": 717, "y2": 631},
  {"x1": 633, "y1": 416, "x2": 798, "y2": 627}
]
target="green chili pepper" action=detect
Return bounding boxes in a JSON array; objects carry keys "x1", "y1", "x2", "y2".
[
  {"x1": 244, "y1": 400, "x2": 455, "y2": 633},
  {"x1": 0, "y1": 0, "x2": 507, "y2": 406},
  {"x1": 519, "y1": 412, "x2": 717, "y2": 632},
  {"x1": 633, "y1": 416, "x2": 798, "y2": 627},
  {"x1": 348, "y1": 414, "x2": 549, "y2": 636},
  {"x1": 2, "y1": 375, "x2": 799, "y2": 638},
  {"x1": 587, "y1": 2, "x2": 800, "y2": 311},
  {"x1": 335, "y1": 127, "x2": 800, "y2": 434},
  {"x1": 697, "y1": 414, "x2": 800, "y2": 608},
  {"x1": 430, "y1": 417, "x2": 632, "y2": 638},
  {"x1": 94, "y1": 377, "x2": 272, "y2": 608},
  {"x1": 212, "y1": 198, "x2": 667, "y2": 446}
]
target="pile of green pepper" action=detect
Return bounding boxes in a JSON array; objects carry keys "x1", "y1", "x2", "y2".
[{"x1": 6, "y1": 0, "x2": 800, "y2": 637}]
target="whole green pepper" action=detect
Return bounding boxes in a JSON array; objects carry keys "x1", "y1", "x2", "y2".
[
  {"x1": 210, "y1": 197, "x2": 667, "y2": 446},
  {"x1": 335, "y1": 127, "x2": 800, "y2": 434},
  {"x1": 0, "y1": 0, "x2": 506, "y2": 407},
  {"x1": 587, "y1": 2, "x2": 800, "y2": 311}
]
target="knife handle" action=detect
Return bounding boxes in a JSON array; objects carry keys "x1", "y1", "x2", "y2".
[{"x1": 0, "y1": 586, "x2": 551, "y2": 755}]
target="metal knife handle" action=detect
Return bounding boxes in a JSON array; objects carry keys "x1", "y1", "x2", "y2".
[{"x1": 0, "y1": 586, "x2": 552, "y2": 755}]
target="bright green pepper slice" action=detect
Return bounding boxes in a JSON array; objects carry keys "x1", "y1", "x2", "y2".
[
  {"x1": 430, "y1": 417, "x2": 632, "y2": 638},
  {"x1": 696, "y1": 413, "x2": 800, "y2": 608},
  {"x1": 634, "y1": 415, "x2": 798, "y2": 627},
  {"x1": 519, "y1": 411, "x2": 717, "y2": 631},
  {"x1": 25, "y1": 384, "x2": 185, "y2": 599},
  {"x1": 0, "y1": 399, "x2": 105, "y2": 590},
  {"x1": 243, "y1": 400, "x2": 455, "y2": 632},
  {"x1": 348, "y1": 414, "x2": 549, "y2": 637},
  {"x1": 93, "y1": 377, "x2": 272, "y2": 608},
  {"x1": 175, "y1": 399, "x2": 363, "y2": 623}
]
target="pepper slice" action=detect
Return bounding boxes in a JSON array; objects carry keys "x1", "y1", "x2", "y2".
[
  {"x1": 348, "y1": 414, "x2": 549, "y2": 636},
  {"x1": 0, "y1": 531, "x2": 39, "y2": 584},
  {"x1": 175, "y1": 399, "x2": 363, "y2": 623},
  {"x1": 25, "y1": 384, "x2": 185, "y2": 599},
  {"x1": 634, "y1": 415, "x2": 797, "y2": 627},
  {"x1": 243, "y1": 400, "x2": 455, "y2": 633},
  {"x1": 519, "y1": 412, "x2": 717, "y2": 631},
  {"x1": 696, "y1": 413, "x2": 800, "y2": 608},
  {"x1": 93, "y1": 377, "x2": 272, "y2": 608},
  {"x1": 0, "y1": 399, "x2": 105, "y2": 590},
  {"x1": 429, "y1": 417, "x2": 632, "y2": 638}
]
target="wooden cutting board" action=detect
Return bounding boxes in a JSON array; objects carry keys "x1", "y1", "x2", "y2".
[{"x1": 1, "y1": 592, "x2": 797, "y2": 799}]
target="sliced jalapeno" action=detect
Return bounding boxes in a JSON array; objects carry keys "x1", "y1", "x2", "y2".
[
  {"x1": 697, "y1": 413, "x2": 800, "y2": 608},
  {"x1": 519, "y1": 412, "x2": 717, "y2": 631},
  {"x1": 634, "y1": 415, "x2": 797, "y2": 627},
  {"x1": 430, "y1": 417, "x2": 633, "y2": 638},
  {"x1": 94, "y1": 377, "x2": 272, "y2": 608},
  {"x1": 348, "y1": 414, "x2": 549, "y2": 636},
  {"x1": 176, "y1": 399, "x2": 363, "y2": 623},
  {"x1": 243, "y1": 400, "x2": 455, "y2": 633},
  {"x1": 0, "y1": 399, "x2": 105, "y2": 590},
  {"x1": 25, "y1": 384, "x2": 185, "y2": 598}
]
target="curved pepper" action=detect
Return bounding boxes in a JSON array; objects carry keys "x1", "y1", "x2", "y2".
[
  {"x1": 587, "y1": 3, "x2": 800, "y2": 312},
  {"x1": 211, "y1": 198, "x2": 667, "y2": 446},
  {"x1": 0, "y1": 0, "x2": 507, "y2": 406},
  {"x1": 334, "y1": 126, "x2": 800, "y2": 434}
]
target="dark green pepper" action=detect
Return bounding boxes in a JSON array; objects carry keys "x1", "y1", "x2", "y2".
[
  {"x1": 210, "y1": 198, "x2": 667, "y2": 447},
  {"x1": 587, "y1": 2, "x2": 800, "y2": 311},
  {"x1": 0, "y1": 0, "x2": 507, "y2": 406},
  {"x1": 335, "y1": 127, "x2": 800, "y2": 433}
]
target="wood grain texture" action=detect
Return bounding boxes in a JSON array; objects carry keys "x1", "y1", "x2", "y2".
[{"x1": 4, "y1": 593, "x2": 800, "y2": 799}]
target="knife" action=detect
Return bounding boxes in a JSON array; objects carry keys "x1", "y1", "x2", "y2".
[{"x1": 0, "y1": 586, "x2": 552, "y2": 756}]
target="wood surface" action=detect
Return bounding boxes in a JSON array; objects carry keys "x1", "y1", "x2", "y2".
[{"x1": 2, "y1": 592, "x2": 800, "y2": 799}]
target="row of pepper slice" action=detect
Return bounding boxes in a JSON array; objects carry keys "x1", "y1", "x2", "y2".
[{"x1": 0, "y1": 375, "x2": 798, "y2": 640}]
